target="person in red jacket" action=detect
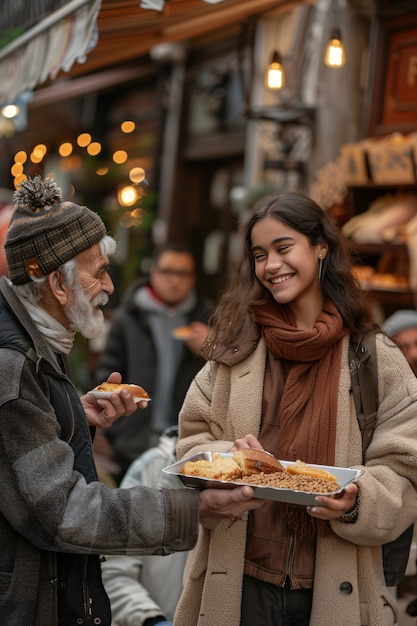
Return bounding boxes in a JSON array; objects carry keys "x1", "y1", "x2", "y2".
[{"x1": 96, "y1": 242, "x2": 212, "y2": 480}]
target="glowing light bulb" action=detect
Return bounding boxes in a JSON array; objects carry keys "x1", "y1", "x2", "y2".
[
  {"x1": 324, "y1": 28, "x2": 346, "y2": 68},
  {"x1": 265, "y1": 51, "x2": 285, "y2": 90}
]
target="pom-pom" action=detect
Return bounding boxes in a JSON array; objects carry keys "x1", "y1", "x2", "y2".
[{"x1": 13, "y1": 175, "x2": 62, "y2": 213}]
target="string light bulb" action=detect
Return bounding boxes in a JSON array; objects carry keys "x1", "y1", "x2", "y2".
[
  {"x1": 324, "y1": 27, "x2": 346, "y2": 68},
  {"x1": 1, "y1": 104, "x2": 20, "y2": 119},
  {"x1": 265, "y1": 50, "x2": 285, "y2": 90}
]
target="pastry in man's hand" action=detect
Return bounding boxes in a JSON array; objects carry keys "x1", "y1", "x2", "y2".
[{"x1": 95, "y1": 382, "x2": 150, "y2": 400}]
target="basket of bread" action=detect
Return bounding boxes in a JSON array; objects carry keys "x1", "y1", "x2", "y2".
[{"x1": 163, "y1": 449, "x2": 363, "y2": 506}]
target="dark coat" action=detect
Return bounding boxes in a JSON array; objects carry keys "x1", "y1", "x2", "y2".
[
  {"x1": 0, "y1": 276, "x2": 199, "y2": 626},
  {"x1": 95, "y1": 281, "x2": 212, "y2": 473}
]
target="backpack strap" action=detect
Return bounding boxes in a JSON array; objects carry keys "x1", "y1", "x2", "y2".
[
  {"x1": 349, "y1": 333, "x2": 378, "y2": 458},
  {"x1": 350, "y1": 332, "x2": 413, "y2": 586}
]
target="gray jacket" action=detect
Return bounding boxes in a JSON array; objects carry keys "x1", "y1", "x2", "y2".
[
  {"x1": 0, "y1": 277, "x2": 199, "y2": 626},
  {"x1": 102, "y1": 428, "x2": 186, "y2": 625}
]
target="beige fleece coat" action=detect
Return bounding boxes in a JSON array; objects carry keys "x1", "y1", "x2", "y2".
[{"x1": 174, "y1": 334, "x2": 417, "y2": 626}]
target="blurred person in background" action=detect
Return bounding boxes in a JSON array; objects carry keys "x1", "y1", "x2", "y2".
[
  {"x1": 96, "y1": 243, "x2": 212, "y2": 481},
  {"x1": 382, "y1": 309, "x2": 417, "y2": 376},
  {"x1": 383, "y1": 309, "x2": 417, "y2": 621},
  {"x1": 102, "y1": 426, "x2": 185, "y2": 626}
]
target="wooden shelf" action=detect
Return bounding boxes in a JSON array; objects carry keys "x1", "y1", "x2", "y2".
[
  {"x1": 364, "y1": 289, "x2": 415, "y2": 309},
  {"x1": 345, "y1": 184, "x2": 417, "y2": 218},
  {"x1": 345, "y1": 184, "x2": 416, "y2": 316},
  {"x1": 349, "y1": 241, "x2": 408, "y2": 256}
]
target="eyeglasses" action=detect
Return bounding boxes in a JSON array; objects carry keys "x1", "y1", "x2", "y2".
[{"x1": 155, "y1": 267, "x2": 195, "y2": 279}]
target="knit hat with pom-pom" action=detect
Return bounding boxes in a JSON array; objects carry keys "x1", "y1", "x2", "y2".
[{"x1": 5, "y1": 175, "x2": 106, "y2": 284}]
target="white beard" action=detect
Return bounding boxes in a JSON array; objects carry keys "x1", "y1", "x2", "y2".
[{"x1": 65, "y1": 281, "x2": 108, "y2": 339}]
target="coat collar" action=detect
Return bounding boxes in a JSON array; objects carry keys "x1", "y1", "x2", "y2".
[
  {"x1": 0, "y1": 276, "x2": 65, "y2": 374},
  {"x1": 210, "y1": 323, "x2": 261, "y2": 366}
]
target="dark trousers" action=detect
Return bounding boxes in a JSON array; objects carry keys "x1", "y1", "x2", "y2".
[{"x1": 240, "y1": 574, "x2": 313, "y2": 626}]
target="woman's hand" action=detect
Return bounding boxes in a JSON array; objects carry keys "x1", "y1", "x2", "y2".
[
  {"x1": 81, "y1": 372, "x2": 147, "y2": 428},
  {"x1": 229, "y1": 434, "x2": 264, "y2": 452},
  {"x1": 225, "y1": 435, "x2": 360, "y2": 522},
  {"x1": 306, "y1": 482, "x2": 359, "y2": 520}
]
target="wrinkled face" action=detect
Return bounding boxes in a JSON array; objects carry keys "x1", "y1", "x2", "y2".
[
  {"x1": 150, "y1": 251, "x2": 196, "y2": 306},
  {"x1": 250, "y1": 216, "x2": 326, "y2": 311},
  {"x1": 395, "y1": 327, "x2": 417, "y2": 376},
  {"x1": 65, "y1": 243, "x2": 114, "y2": 338}
]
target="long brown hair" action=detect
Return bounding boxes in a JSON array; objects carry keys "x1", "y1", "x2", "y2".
[{"x1": 202, "y1": 192, "x2": 376, "y2": 358}]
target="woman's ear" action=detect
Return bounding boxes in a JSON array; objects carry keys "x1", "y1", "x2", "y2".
[
  {"x1": 318, "y1": 244, "x2": 329, "y2": 260},
  {"x1": 47, "y1": 271, "x2": 69, "y2": 305}
]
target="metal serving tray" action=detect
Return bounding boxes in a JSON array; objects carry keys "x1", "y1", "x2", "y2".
[{"x1": 162, "y1": 451, "x2": 364, "y2": 507}]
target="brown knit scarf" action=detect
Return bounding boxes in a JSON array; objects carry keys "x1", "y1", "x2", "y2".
[{"x1": 250, "y1": 299, "x2": 349, "y2": 536}]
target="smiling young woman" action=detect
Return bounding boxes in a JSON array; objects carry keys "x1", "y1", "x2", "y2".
[{"x1": 174, "y1": 191, "x2": 417, "y2": 626}]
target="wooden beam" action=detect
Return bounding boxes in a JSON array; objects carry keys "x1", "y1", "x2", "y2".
[
  {"x1": 64, "y1": 0, "x2": 307, "y2": 76},
  {"x1": 31, "y1": 65, "x2": 153, "y2": 107}
]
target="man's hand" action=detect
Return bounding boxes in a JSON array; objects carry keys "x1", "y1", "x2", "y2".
[
  {"x1": 81, "y1": 372, "x2": 147, "y2": 428},
  {"x1": 199, "y1": 485, "x2": 265, "y2": 519}
]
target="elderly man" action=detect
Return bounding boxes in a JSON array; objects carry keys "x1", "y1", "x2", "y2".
[
  {"x1": 0, "y1": 176, "x2": 262, "y2": 626},
  {"x1": 382, "y1": 309, "x2": 417, "y2": 376}
]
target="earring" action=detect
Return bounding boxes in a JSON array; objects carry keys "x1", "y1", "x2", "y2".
[{"x1": 318, "y1": 256, "x2": 323, "y2": 283}]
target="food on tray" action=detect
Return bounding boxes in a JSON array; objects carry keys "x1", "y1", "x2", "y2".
[
  {"x1": 181, "y1": 456, "x2": 242, "y2": 481},
  {"x1": 172, "y1": 325, "x2": 193, "y2": 339},
  {"x1": 286, "y1": 459, "x2": 338, "y2": 482},
  {"x1": 235, "y1": 472, "x2": 339, "y2": 494},
  {"x1": 180, "y1": 451, "x2": 339, "y2": 493},
  {"x1": 95, "y1": 382, "x2": 150, "y2": 399},
  {"x1": 233, "y1": 448, "x2": 285, "y2": 475},
  {"x1": 181, "y1": 449, "x2": 283, "y2": 481}
]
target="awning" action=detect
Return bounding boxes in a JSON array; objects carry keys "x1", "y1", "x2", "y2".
[
  {"x1": 140, "y1": 0, "x2": 225, "y2": 8},
  {"x1": 0, "y1": 0, "x2": 304, "y2": 109},
  {"x1": 0, "y1": 0, "x2": 230, "y2": 107},
  {"x1": 0, "y1": 0, "x2": 102, "y2": 105}
]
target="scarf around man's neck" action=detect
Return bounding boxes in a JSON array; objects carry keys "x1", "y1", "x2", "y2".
[
  {"x1": 17, "y1": 291, "x2": 76, "y2": 355},
  {"x1": 251, "y1": 299, "x2": 349, "y2": 468}
]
